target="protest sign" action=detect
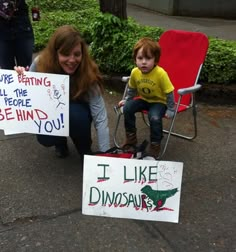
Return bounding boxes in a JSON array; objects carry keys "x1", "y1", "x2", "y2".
[
  {"x1": 0, "y1": 69, "x2": 69, "y2": 136},
  {"x1": 82, "y1": 155, "x2": 183, "y2": 223}
]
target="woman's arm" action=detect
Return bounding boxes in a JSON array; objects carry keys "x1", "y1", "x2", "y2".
[
  {"x1": 29, "y1": 59, "x2": 37, "y2": 72},
  {"x1": 89, "y1": 90, "x2": 110, "y2": 152}
]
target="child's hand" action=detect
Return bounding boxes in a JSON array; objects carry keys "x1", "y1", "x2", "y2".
[
  {"x1": 14, "y1": 66, "x2": 26, "y2": 75},
  {"x1": 118, "y1": 100, "x2": 126, "y2": 107},
  {"x1": 165, "y1": 109, "x2": 175, "y2": 119}
]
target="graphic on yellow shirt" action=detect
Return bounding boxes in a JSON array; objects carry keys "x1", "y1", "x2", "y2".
[{"x1": 129, "y1": 66, "x2": 174, "y2": 104}]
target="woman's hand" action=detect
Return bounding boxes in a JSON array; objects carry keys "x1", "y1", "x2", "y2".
[{"x1": 14, "y1": 66, "x2": 28, "y2": 75}]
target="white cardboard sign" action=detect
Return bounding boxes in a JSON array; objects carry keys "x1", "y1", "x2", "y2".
[
  {"x1": 0, "y1": 69, "x2": 69, "y2": 136},
  {"x1": 82, "y1": 155, "x2": 183, "y2": 223}
]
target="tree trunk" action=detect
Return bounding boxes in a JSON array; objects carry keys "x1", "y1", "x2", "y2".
[{"x1": 99, "y1": 0, "x2": 127, "y2": 19}]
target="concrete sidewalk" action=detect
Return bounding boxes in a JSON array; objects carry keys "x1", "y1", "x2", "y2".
[
  {"x1": 127, "y1": 4, "x2": 236, "y2": 41},
  {"x1": 1, "y1": 5, "x2": 236, "y2": 252},
  {"x1": 1, "y1": 90, "x2": 236, "y2": 252}
]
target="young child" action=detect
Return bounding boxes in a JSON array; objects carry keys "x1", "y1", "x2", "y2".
[{"x1": 119, "y1": 37, "x2": 175, "y2": 159}]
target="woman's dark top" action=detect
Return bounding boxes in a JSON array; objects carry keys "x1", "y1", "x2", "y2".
[{"x1": 0, "y1": 0, "x2": 34, "y2": 40}]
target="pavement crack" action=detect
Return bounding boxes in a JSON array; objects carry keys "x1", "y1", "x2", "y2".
[
  {"x1": 134, "y1": 220, "x2": 177, "y2": 252},
  {"x1": 0, "y1": 207, "x2": 81, "y2": 231}
]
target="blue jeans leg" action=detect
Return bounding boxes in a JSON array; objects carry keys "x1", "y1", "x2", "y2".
[
  {"x1": 123, "y1": 99, "x2": 149, "y2": 132},
  {"x1": 148, "y1": 103, "x2": 166, "y2": 143},
  {"x1": 36, "y1": 134, "x2": 67, "y2": 147},
  {"x1": 123, "y1": 99, "x2": 166, "y2": 143},
  {"x1": 14, "y1": 36, "x2": 34, "y2": 68},
  {"x1": 0, "y1": 37, "x2": 34, "y2": 69},
  {"x1": 0, "y1": 40, "x2": 15, "y2": 69},
  {"x1": 36, "y1": 101, "x2": 92, "y2": 159},
  {"x1": 69, "y1": 102, "x2": 92, "y2": 158}
]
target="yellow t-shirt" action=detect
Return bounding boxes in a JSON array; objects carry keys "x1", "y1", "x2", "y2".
[{"x1": 129, "y1": 66, "x2": 174, "y2": 104}]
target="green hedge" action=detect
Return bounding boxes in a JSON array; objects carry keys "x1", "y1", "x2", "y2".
[
  {"x1": 29, "y1": 0, "x2": 236, "y2": 84},
  {"x1": 201, "y1": 38, "x2": 236, "y2": 84},
  {"x1": 89, "y1": 14, "x2": 164, "y2": 74}
]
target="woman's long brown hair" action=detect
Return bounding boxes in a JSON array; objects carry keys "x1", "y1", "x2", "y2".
[{"x1": 36, "y1": 25, "x2": 103, "y2": 100}]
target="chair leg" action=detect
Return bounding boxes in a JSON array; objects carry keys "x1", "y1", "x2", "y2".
[
  {"x1": 113, "y1": 96, "x2": 199, "y2": 159},
  {"x1": 163, "y1": 98, "x2": 198, "y2": 140},
  {"x1": 159, "y1": 95, "x2": 199, "y2": 159},
  {"x1": 113, "y1": 106, "x2": 122, "y2": 148},
  {"x1": 162, "y1": 109, "x2": 198, "y2": 140},
  {"x1": 158, "y1": 107, "x2": 178, "y2": 159}
]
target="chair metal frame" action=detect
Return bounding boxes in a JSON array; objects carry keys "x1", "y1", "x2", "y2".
[{"x1": 113, "y1": 30, "x2": 209, "y2": 159}]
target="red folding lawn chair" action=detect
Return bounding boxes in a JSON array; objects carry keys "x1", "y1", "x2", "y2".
[{"x1": 113, "y1": 29, "x2": 209, "y2": 159}]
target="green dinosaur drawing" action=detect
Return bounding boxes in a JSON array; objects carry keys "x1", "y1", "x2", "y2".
[{"x1": 141, "y1": 185, "x2": 178, "y2": 211}]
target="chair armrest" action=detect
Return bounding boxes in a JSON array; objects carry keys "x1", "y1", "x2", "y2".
[
  {"x1": 122, "y1": 76, "x2": 130, "y2": 82},
  {"x1": 177, "y1": 84, "x2": 202, "y2": 95}
]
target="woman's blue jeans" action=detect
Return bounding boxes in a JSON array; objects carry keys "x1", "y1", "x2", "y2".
[
  {"x1": 123, "y1": 99, "x2": 166, "y2": 144},
  {"x1": 0, "y1": 37, "x2": 34, "y2": 69},
  {"x1": 37, "y1": 101, "x2": 92, "y2": 158},
  {"x1": 0, "y1": 16, "x2": 34, "y2": 69}
]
